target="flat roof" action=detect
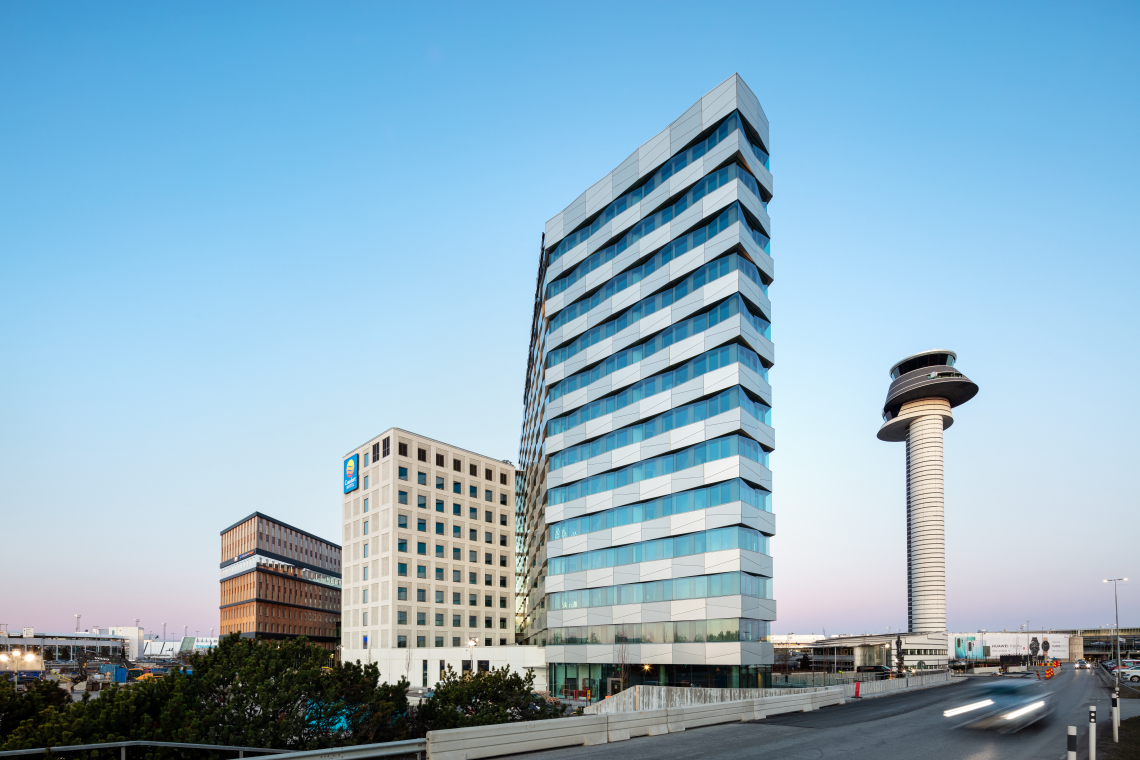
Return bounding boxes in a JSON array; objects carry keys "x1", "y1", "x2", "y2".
[
  {"x1": 219, "y1": 511, "x2": 338, "y2": 545},
  {"x1": 343, "y1": 426, "x2": 517, "y2": 467}
]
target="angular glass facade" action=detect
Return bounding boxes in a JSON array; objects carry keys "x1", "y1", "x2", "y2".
[{"x1": 518, "y1": 75, "x2": 775, "y2": 700}]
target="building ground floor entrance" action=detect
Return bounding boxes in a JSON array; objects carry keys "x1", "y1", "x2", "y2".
[{"x1": 550, "y1": 662, "x2": 772, "y2": 703}]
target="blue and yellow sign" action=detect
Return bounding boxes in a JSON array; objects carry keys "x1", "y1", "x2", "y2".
[{"x1": 344, "y1": 454, "x2": 359, "y2": 494}]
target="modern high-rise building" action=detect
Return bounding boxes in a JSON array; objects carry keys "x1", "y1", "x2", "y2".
[
  {"x1": 219, "y1": 513, "x2": 342, "y2": 651},
  {"x1": 877, "y1": 349, "x2": 978, "y2": 635},
  {"x1": 339, "y1": 428, "x2": 518, "y2": 668},
  {"x1": 518, "y1": 75, "x2": 776, "y2": 696}
]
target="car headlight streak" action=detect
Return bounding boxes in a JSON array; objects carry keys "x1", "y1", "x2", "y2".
[
  {"x1": 944, "y1": 699, "x2": 994, "y2": 717},
  {"x1": 1002, "y1": 701, "x2": 1045, "y2": 720}
]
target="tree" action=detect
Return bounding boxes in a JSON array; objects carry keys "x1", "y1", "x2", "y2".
[
  {"x1": 0, "y1": 678, "x2": 70, "y2": 740},
  {"x1": 1, "y1": 635, "x2": 410, "y2": 753},
  {"x1": 412, "y1": 666, "x2": 563, "y2": 734}
]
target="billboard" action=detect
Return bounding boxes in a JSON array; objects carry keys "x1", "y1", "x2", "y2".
[
  {"x1": 344, "y1": 454, "x2": 359, "y2": 494},
  {"x1": 952, "y1": 633, "x2": 1069, "y2": 660}
]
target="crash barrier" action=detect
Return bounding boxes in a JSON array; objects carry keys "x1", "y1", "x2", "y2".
[
  {"x1": 584, "y1": 684, "x2": 826, "y2": 714},
  {"x1": 967, "y1": 666, "x2": 1002, "y2": 674},
  {"x1": 0, "y1": 740, "x2": 290, "y2": 759},
  {"x1": 0, "y1": 739, "x2": 428, "y2": 760},
  {"x1": 842, "y1": 670, "x2": 953, "y2": 699},
  {"x1": 425, "y1": 688, "x2": 845, "y2": 760}
]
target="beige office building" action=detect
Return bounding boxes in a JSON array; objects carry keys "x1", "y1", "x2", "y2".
[{"x1": 340, "y1": 428, "x2": 517, "y2": 666}]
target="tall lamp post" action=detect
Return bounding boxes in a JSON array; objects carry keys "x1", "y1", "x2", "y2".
[
  {"x1": 1104, "y1": 578, "x2": 1127, "y2": 688},
  {"x1": 467, "y1": 638, "x2": 477, "y2": 677}
]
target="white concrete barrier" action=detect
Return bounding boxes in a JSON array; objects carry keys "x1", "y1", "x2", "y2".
[
  {"x1": 604, "y1": 708, "x2": 669, "y2": 742},
  {"x1": 426, "y1": 715, "x2": 608, "y2": 760},
  {"x1": 841, "y1": 671, "x2": 952, "y2": 698}
]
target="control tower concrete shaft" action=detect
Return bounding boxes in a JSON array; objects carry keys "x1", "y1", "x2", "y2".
[{"x1": 878, "y1": 350, "x2": 978, "y2": 634}]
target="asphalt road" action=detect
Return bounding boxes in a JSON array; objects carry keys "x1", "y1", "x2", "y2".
[{"x1": 513, "y1": 668, "x2": 1116, "y2": 760}]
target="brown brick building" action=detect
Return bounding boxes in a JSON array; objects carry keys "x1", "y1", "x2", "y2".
[{"x1": 220, "y1": 512, "x2": 342, "y2": 651}]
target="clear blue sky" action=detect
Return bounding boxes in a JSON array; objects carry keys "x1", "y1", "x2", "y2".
[{"x1": 2, "y1": 2, "x2": 1136, "y2": 640}]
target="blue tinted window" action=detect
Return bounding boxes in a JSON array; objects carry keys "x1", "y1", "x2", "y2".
[{"x1": 549, "y1": 526, "x2": 767, "y2": 575}]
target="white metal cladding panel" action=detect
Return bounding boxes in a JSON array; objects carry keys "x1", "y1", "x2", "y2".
[
  {"x1": 544, "y1": 225, "x2": 775, "y2": 378},
  {"x1": 544, "y1": 74, "x2": 766, "y2": 248},
  {"x1": 544, "y1": 178, "x2": 768, "y2": 320},
  {"x1": 544, "y1": 641, "x2": 772, "y2": 666},
  {"x1": 547, "y1": 407, "x2": 774, "y2": 489},
  {"x1": 545, "y1": 274, "x2": 769, "y2": 398},
  {"x1": 544, "y1": 363, "x2": 772, "y2": 462}
]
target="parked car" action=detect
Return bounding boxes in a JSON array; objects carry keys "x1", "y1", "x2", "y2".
[{"x1": 1117, "y1": 667, "x2": 1140, "y2": 683}]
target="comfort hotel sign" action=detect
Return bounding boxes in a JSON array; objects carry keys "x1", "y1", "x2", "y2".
[{"x1": 343, "y1": 454, "x2": 359, "y2": 494}]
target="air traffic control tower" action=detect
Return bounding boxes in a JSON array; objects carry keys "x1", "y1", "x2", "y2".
[{"x1": 878, "y1": 350, "x2": 978, "y2": 634}]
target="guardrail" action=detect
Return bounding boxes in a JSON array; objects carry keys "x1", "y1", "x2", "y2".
[{"x1": 0, "y1": 739, "x2": 428, "y2": 760}]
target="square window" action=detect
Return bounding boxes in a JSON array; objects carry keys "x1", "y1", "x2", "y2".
[
  {"x1": 469, "y1": 464, "x2": 478, "y2": 477},
  {"x1": 485, "y1": 511, "x2": 492, "y2": 523},
  {"x1": 398, "y1": 467, "x2": 408, "y2": 481},
  {"x1": 499, "y1": 576, "x2": 507, "y2": 588},
  {"x1": 500, "y1": 494, "x2": 507, "y2": 506},
  {"x1": 469, "y1": 507, "x2": 477, "y2": 520},
  {"x1": 435, "y1": 613, "x2": 443, "y2": 626},
  {"x1": 435, "y1": 635, "x2": 444, "y2": 647},
  {"x1": 499, "y1": 618, "x2": 507, "y2": 630},
  {"x1": 485, "y1": 532, "x2": 492, "y2": 544},
  {"x1": 435, "y1": 522, "x2": 444, "y2": 535},
  {"x1": 452, "y1": 525, "x2": 460, "y2": 538},
  {"x1": 469, "y1": 528, "x2": 476, "y2": 541},
  {"x1": 484, "y1": 468, "x2": 492, "y2": 481},
  {"x1": 500, "y1": 473, "x2": 507, "y2": 485},
  {"x1": 416, "y1": 635, "x2": 425, "y2": 648},
  {"x1": 484, "y1": 574, "x2": 492, "y2": 586},
  {"x1": 372, "y1": 442, "x2": 379, "y2": 461},
  {"x1": 417, "y1": 589, "x2": 426, "y2": 602},
  {"x1": 453, "y1": 637, "x2": 461, "y2": 647},
  {"x1": 398, "y1": 563, "x2": 408, "y2": 576},
  {"x1": 436, "y1": 500, "x2": 444, "y2": 513},
  {"x1": 398, "y1": 442, "x2": 408, "y2": 457},
  {"x1": 500, "y1": 514, "x2": 507, "y2": 526},
  {"x1": 485, "y1": 490, "x2": 492, "y2": 502},
  {"x1": 435, "y1": 545, "x2": 443, "y2": 558},
  {"x1": 469, "y1": 593, "x2": 477, "y2": 605},
  {"x1": 397, "y1": 611, "x2": 407, "y2": 624},
  {"x1": 452, "y1": 503, "x2": 461, "y2": 516},
  {"x1": 398, "y1": 491, "x2": 408, "y2": 505},
  {"x1": 469, "y1": 615, "x2": 477, "y2": 628},
  {"x1": 500, "y1": 638, "x2": 507, "y2": 646},
  {"x1": 417, "y1": 612, "x2": 426, "y2": 626},
  {"x1": 469, "y1": 572, "x2": 476, "y2": 584},
  {"x1": 436, "y1": 454, "x2": 445, "y2": 467},
  {"x1": 398, "y1": 539, "x2": 407, "y2": 552},
  {"x1": 469, "y1": 550, "x2": 477, "y2": 562},
  {"x1": 453, "y1": 570, "x2": 461, "y2": 582},
  {"x1": 396, "y1": 635, "x2": 407, "y2": 648},
  {"x1": 435, "y1": 567, "x2": 444, "y2": 580},
  {"x1": 383, "y1": 438, "x2": 390, "y2": 458},
  {"x1": 417, "y1": 519, "x2": 426, "y2": 532},
  {"x1": 453, "y1": 459, "x2": 461, "y2": 472},
  {"x1": 418, "y1": 495, "x2": 427, "y2": 509},
  {"x1": 397, "y1": 587, "x2": 407, "y2": 600},
  {"x1": 418, "y1": 448, "x2": 427, "y2": 463},
  {"x1": 499, "y1": 555, "x2": 507, "y2": 567},
  {"x1": 417, "y1": 542, "x2": 426, "y2": 555},
  {"x1": 452, "y1": 591, "x2": 460, "y2": 604},
  {"x1": 453, "y1": 482, "x2": 461, "y2": 494},
  {"x1": 499, "y1": 597, "x2": 507, "y2": 609},
  {"x1": 469, "y1": 485, "x2": 477, "y2": 498},
  {"x1": 436, "y1": 477, "x2": 444, "y2": 490},
  {"x1": 484, "y1": 617, "x2": 491, "y2": 629},
  {"x1": 418, "y1": 472, "x2": 427, "y2": 486},
  {"x1": 417, "y1": 565, "x2": 427, "y2": 578},
  {"x1": 452, "y1": 547, "x2": 460, "y2": 560},
  {"x1": 398, "y1": 514, "x2": 408, "y2": 528},
  {"x1": 452, "y1": 614, "x2": 461, "y2": 626},
  {"x1": 499, "y1": 534, "x2": 507, "y2": 547},
  {"x1": 484, "y1": 553, "x2": 491, "y2": 565},
  {"x1": 484, "y1": 595, "x2": 491, "y2": 607}
]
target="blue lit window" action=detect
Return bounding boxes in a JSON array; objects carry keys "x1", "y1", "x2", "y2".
[
  {"x1": 398, "y1": 467, "x2": 408, "y2": 481},
  {"x1": 398, "y1": 563, "x2": 407, "y2": 576},
  {"x1": 398, "y1": 491, "x2": 408, "y2": 505},
  {"x1": 398, "y1": 539, "x2": 407, "y2": 552}
]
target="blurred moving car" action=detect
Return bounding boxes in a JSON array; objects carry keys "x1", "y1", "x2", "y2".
[{"x1": 943, "y1": 678, "x2": 1054, "y2": 733}]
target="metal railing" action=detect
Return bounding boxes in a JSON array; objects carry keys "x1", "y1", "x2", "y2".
[{"x1": 0, "y1": 739, "x2": 426, "y2": 760}]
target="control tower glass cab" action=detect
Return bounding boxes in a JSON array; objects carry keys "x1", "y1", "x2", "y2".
[{"x1": 878, "y1": 350, "x2": 979, "y2": 442}]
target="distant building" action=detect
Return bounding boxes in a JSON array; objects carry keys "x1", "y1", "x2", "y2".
[
  {"x1": 338, "y1": 428, "x2": 518, "y2": 666},
  {"x1": 0, "y1": 630, "x2": 129, "y2": 669},
  {"x1": 219, "y1": 513, "x2": 342, "y2": 651}
]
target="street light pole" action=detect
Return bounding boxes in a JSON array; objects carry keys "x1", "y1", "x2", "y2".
[{"x1": 1104, "y1": 579, "x2": 1127, "y2": 689}]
